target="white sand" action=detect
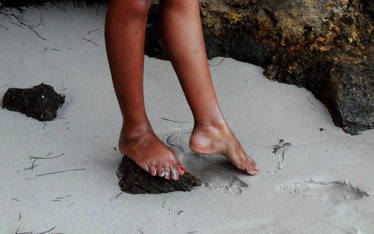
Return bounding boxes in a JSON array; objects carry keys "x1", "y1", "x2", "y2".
[{"x1": 1, "y1": 4, "x2": 374, "y2": 234}]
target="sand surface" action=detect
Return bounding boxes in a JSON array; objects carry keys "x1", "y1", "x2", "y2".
[{"x1": 1, "y1": 4, "x2": 374, "y2": 234}]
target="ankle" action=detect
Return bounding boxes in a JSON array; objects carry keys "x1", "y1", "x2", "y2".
[
  {"x1": 121, "y1": 121, "x2": 154, "y2": 140},
  {"x1": 194, "y1": 116, "x2": 228, "y2": 131}
]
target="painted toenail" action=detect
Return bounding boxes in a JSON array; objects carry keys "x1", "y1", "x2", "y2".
[{"x1": 178, "y1": 166, "x2": 185, "y2": 172}]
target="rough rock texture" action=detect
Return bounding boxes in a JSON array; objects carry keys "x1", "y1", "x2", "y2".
[
  {"x1": 2, "y1": 83, "x2": 65, "y2": 121},
  {"x1": 117, "y1": 156, "x2": 201, "y2": 194},
  {"x1": 146, "y1": 0, "x2": 374, "y2": 135}
]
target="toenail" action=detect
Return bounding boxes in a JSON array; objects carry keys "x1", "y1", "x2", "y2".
[
  {"x1": 164, "y1": 171, "x2": 170, "y2": 179},
  {"x1": 178, "y1": 166, "x2": 185, "y2": 172},
  {"x1": 171, "y1": 168, "x2": 178, "y2": 180}
]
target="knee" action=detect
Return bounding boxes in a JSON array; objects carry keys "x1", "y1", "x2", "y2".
[{"x1": 111, "y1": 0, "x2": 152, "y2": 19}]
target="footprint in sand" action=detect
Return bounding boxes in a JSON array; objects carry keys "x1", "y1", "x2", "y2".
[
  {"x1": 330, "y1": 203, "x2": 374, "y2": 233},
  {"x1": 279, "y1": 179, "x2": 371, "y2": 204},
  {"x1": 280, "y1": 180, "x2": 374, "y2": 232},
  {"x1": 161, "y1": 129, "x2": 249, "y2": 195}
]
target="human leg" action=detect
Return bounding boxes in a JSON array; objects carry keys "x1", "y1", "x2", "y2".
[
  {"x1": 105, "y1": 0, "x2": 184, "y2": 179},
  {"x1": 159, "y1": 0, "x2": 258, "y2": 175}
]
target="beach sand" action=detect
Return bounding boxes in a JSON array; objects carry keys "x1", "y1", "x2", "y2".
[{"x1": 0, "y1": 3, "x2": 374, "y2": 234}]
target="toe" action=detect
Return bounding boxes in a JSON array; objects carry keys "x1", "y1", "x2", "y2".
[
  {"x1": 143, "y1": 164, "x2": 149, "y2": 173},
  {"x1": 177, "y1": 165, "x2": 185, "y2": 176},
  {"x1": 157, "y1": 167, "x2": 165, "y2": 177},
  {"x1": 169, "y1": 155, "x2": 183, "y2": 177},
  {"x1": 149, "y1": 166, "x2": 157, "y2": 176},
  {"x1": 246, "y1": 167, "x2": 258, "y2": 175},
  {"x1": 245, "y1": 157, "x2": 258, "y2": 175},
  {"x1": 246, "y1": 168, "x2": 258, "y2": 175},
  {"x1": 163, "y1": 166, "x2": 171, "y2": 180},
  {"x1": 170, "y1": 166, "x2": 179, "y2": 180}
]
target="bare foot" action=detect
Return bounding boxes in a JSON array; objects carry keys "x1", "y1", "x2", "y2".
[
  {"x1": 119, "y1": 126, "x2": 185, "y2": 180},
  {"x1": 189, "y1": 122, "x2": 259, "y2": 175}
]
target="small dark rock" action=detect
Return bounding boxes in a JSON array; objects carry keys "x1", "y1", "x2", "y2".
[
  {"x1": 117, "y1": 156, "x2": 201, "y2": 194},
  {"x1": 2, "y1": 83, "x2": 65, "y2": 121}
]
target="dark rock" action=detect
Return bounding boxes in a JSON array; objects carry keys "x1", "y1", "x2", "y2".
[
  {"x1": 327, "y1": 56, "x2": 374, "y2": 135},
  {"x1": 2, "y1": 83, "x2": 65, "y2": 121},
  {"x1": 145, "y1": 3, "x2": 271, "y2": 66},
  {"x1": 362, "y1": 0, "x2": 374, "y2": 15},
  {"x1": 117, "y1": 156, "x2": 201, "y2": 194}
]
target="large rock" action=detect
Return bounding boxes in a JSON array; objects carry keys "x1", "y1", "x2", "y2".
[{"x1": 146, "y1": 0, "x2": 374, "y2": 135}]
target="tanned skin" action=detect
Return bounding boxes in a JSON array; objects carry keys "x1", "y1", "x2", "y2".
[{"x1": 105, "y1": 0, "x2": 259, "y2": 180}]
